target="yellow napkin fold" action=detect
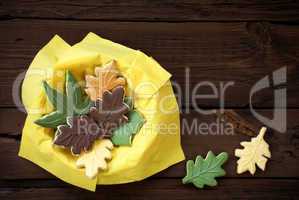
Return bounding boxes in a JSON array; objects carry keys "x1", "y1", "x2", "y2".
[{"x1": 19, "y1": 33, "x2": 185, "y2": 191}]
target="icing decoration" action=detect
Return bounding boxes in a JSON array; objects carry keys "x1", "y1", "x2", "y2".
[
  {"x1": 35, "y1": 71, "x2": 92, "y2": 128},
  {"x1": 54, "y1": 115, "x2": 101, "y2": 155},
  {"x1": 89, "y1": 87, "x2": 129, "y2": 138},
  {"x1": 76, "y1": 139, "x2": 114, "y2": 179},
  {"x1": 85, "y1": 60, "x2": 125, "y2": 101},
  {"x1": 111, "y1": 110, "x2": 145, "y2": 146},
  {"x1": 235, "y1": 127, "x2": 271, "y2": 175},
  {"x1": 124, "y1": 96, "x2": 134, "y2": 110},
  {"x1": 182, "y1": 151, "x2": 228, "y2": 188}
]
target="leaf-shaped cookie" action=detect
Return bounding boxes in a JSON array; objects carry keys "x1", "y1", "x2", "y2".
[
  {"x1": 235, "y1": 127, "x2": 271, "y2": 175},
  {"x1": 76, "y1": 139, "x2": 114, "y2": 179},
  {"x1": 35, "y1": 71, "x2": 93, "y2": 128},
  {"x1": 111, "y1": 110, "x2": 145, "y2": 146},
  {"x1": 54, "y1": 115, "x2": 103, "y2": 155},
  {"x1": 85, "y1": 60, "x2": 126, "y2": 101},
  {"x1": 182, "y1": 151, "x2": 228, "y2": 188},
  {"x1": 89, "y1": 86, "x2": 129, "y2": 138}
]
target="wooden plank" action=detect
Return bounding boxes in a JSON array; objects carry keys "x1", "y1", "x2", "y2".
[
  {"x1": 1, "y1": 1, "x2": 299, "y2": 21},
  {"x1": 0, "y1": 70, "x2": 26, "y2": 108},
  {"x1": 1, "y1": 20, "x2": 299, "y2": 107},
  {"x1": 0, "y1": 109, "x2": 25, "y2": 135},
  {"x1": 1, "y1": 109, "x2": 298, "y2": 179},
  {"x1": 0, "y1": 179, "x2": 298, "y2": 199}
]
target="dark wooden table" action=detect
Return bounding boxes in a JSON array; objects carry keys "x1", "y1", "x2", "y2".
[{"x1": 1, "y1": 1, "x2": 299, "y2": 199}]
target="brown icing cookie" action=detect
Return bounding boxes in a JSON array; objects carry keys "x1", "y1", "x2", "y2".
[
  {"x1": 89, "y1": 86, "x2": 129, "y2": 138},
  {"x1": 53, "y1": 115, "x2": 103, "y2": 155}
]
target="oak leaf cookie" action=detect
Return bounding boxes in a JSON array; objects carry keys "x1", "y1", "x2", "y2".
[
  {"x1": 235, "y1": 127, "x2": 271, "y2": 175},
  {"x1": 85, "y1": 60, "x2": 125, "y2": 101},
  {"x1": 76, "y1": 139, "x2": 114, "y2": 179}
]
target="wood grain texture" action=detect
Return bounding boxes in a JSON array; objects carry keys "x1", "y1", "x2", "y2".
[
  {"x1": 1, "y1": 20, "x2": 299, "y2": 108},
  {"x1": 1, "y1": 0, "x2": 299, "y2": 21},
  {"x1": 0, "y1": 179, "x2": 298, "y2": 199},
  {"x1": 1, "y1": 109, "x2": 298, "y2": 180},
  {"x1": 0, "y1": 109, "x2": 25, "y2": 135},
  {"x1": 0, "y1": 1, "x2": 298, "y2": 198}
]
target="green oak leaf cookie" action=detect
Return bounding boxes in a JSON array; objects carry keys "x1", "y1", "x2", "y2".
[
  {"x1": 182, "y1": 151, "x2": 228, "y2": 188},
  {"x1": 111, "y1": 110, "x2": 145, "y2": 146},
  {"x1": 35, "y1": 71, "x2": 93, "y2": 128}
]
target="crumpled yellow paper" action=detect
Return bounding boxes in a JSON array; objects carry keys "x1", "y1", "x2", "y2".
[{"x1": 19, "y1": 33, "x2": 185, "y2": 191}]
